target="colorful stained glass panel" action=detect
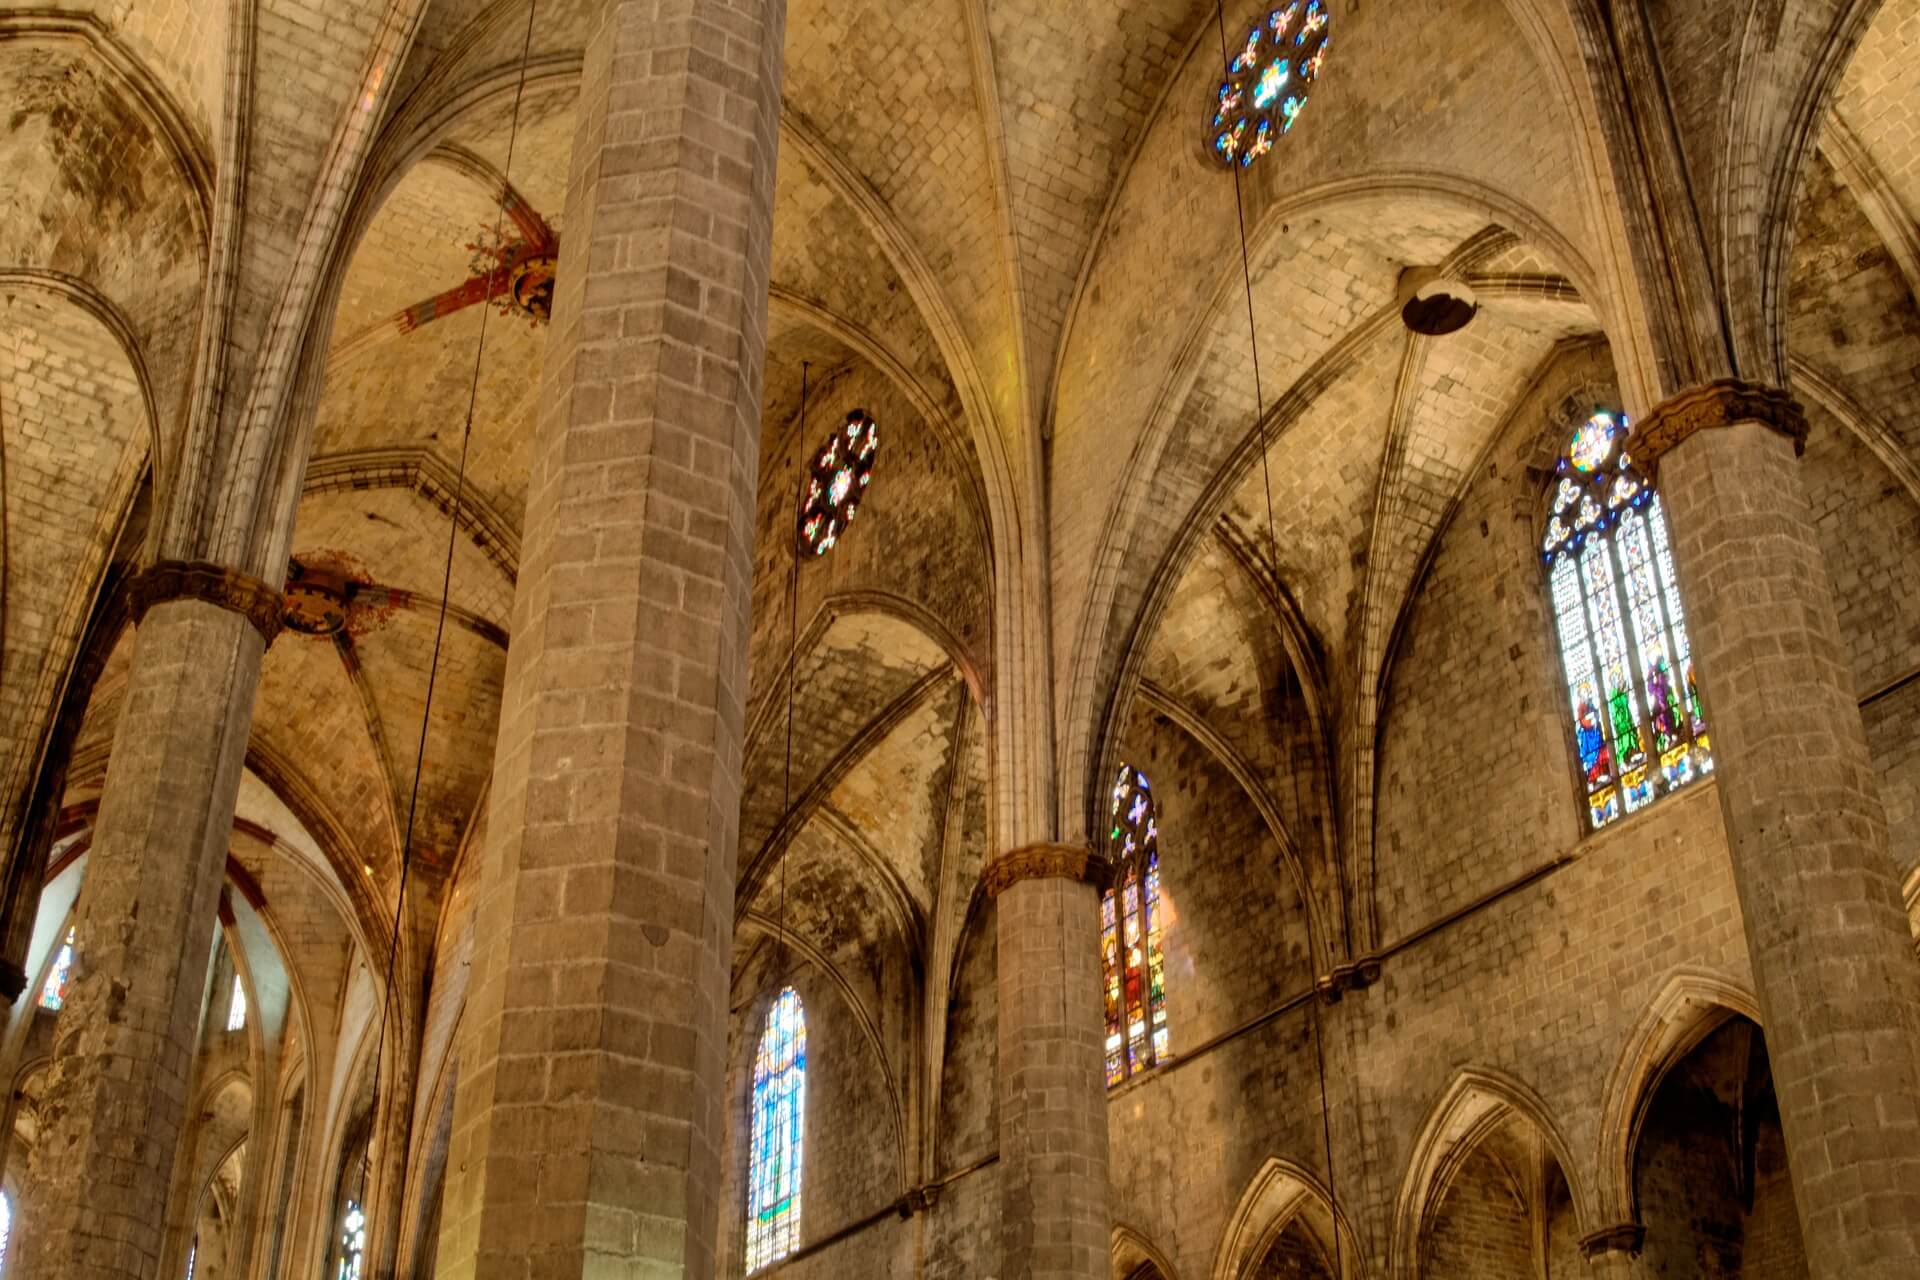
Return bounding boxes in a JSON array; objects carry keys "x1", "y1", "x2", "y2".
[{"x1": 747, "y1": 988, "x2": 807, "y2": 1272}]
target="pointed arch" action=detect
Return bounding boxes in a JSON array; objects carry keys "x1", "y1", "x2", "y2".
[
  {"x1": 1113, "y1": 1221, "x2": 1181, "y2": 1280},
  {"x1": 1595, "y1": 968, "x2": 1763, "y2": 1226},
  {"x1": 1212, "y1": 1156, "x2": 1361, "y2": 1280},
  {"x1": 1390, "y1": 1068, "x2": 1590, "y2": 1280}
]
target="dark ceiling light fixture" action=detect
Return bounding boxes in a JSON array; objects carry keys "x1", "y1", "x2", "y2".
[
  {"x1": 1398, "y1": 267, "x2": 1480, "y2": 336},
  {"x1": 281, "y1": 559, "x2": 356, "y2": 636}
]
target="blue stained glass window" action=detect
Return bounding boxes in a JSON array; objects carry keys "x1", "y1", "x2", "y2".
[
  {"x1": 1209, "y1": 2, "x2": 1332, "y2": 167},
  {"x1": 38, "y1": 926, "x2": 76, "y2": 1011},
  {"x1": 746, "y1": 988, "x2": 806, "y2": 1272},
  {"x1": 1101, "y1": 765, "x2": 1170, "y2": 1086},
  {"x1": 1542, "y1": 412, "x2": 1711, "y2": 829}
]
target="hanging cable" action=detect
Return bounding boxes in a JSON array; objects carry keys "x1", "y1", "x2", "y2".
[
  {"x1": 358, "y1": 0, "x2": 541, "y2": 1217},
  {"x1": 774, "y1": 362, "x2": 809, "y2": 986},
  {"x1": 1212, "y1": 3, "x2": 1347, "y2": 1272}
]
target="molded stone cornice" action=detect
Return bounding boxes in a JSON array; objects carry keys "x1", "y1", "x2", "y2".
[
  {"x1": 128, "y1": 560, "x2": 284, "y2": 646},
  {"x1": 1579, "y1": 1223, "x2": 1646, "y2": 1259},
  {"x1": 982, "y1": 841, "x2": 1112, "y2": 898},
  {"x1": 1634, "y1": 378, "x2": 1809, "y2": 471}
]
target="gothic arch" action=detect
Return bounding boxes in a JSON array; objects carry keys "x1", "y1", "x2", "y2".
[
  {"x1": 1212, "y1": 1156, "x2": 1360, "y2": 1280},
  {"x1": 1063, "y1": 173, "x2": 1600, "y2": 863},
  {"x1": 1113, "y1": 1221, "x2": 1181, "y2": 1280},
  {"x1": 1595, "y1": 967, "x2": 1764, "y2": 1226},
  {"x1": 1389, "y1": 1067, "x2": 1589, "y2": 1280}
]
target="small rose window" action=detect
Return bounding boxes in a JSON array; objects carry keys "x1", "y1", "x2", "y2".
[
  {"x1": 799, "y1": 409, "x2": 878, "y2": 556},
  {"x1": 1208, "y1": 1, "x2": 1332, "y2": 168}
]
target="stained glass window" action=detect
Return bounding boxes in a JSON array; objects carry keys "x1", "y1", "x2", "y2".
[
  {"x1": 184, "y1": 1239, "x2": 196, "y2": 1280},
  {"x1": 0, "y1": 1191, "x2": 11, "y2": 1276},
  {"x1": 38, "y1": 926, "x2": 75, "y2": 1011},
  {"x1": 746, "y1": 988, "x2": 806, "y2": 1272},
  {"x1": 336, "y1": 1200, "x2": 366, "y2": 1280},
  {"x1": 1101, "y1": 765, "x2": 1170, "y2": 1086},
  {"x1": 1208, "y1": 2, "x2": 1332, "y2": 167},
  {"x1": 798, "y1": 409, "x2": 878, "y2": 556},
  {"x1": 1542, "y1": 411, "x2": 1711, "y2": 829},
  {"x1": 226, "y1": 975, "x2": 247, "y2": 1032}
]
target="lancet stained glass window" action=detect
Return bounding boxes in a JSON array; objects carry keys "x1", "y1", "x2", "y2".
[
  {"x1": 1101, "y1": 765, "x2": 1170, "y2": 1086},
  {"x1": 0, "y1": 1191, "x2": 11, "y2": 1276},
  {"x1": 336, "y1": 1200, "x2": 366, "y2": 1280},
  {"x1": 746, "y1": 988, "x2": 806, "y2": 1272},
  {"x1": 1209, "y1": 2, "x2": 1331, "y2": 167},
  {"x1": 38, "y1": 926, "x2": 75, "y2": 1011},
  {"x1": 1542, "y1": 411, "x2": 1711, "y2": 829},
  {"x1": 226, "y1": 975, "x2": 247, "y2": 1032},
  {"x1": 798, "y1": 409, "x2": 878, "y2": 556}
]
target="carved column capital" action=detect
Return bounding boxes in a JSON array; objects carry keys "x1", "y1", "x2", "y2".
[
  {"x1": 982, "y1": 842, "x2": 1112, "y2": 898},
  {"x1": 1633, "y1": 378, "x2": 1808, "y2": 472},
  {"x1": 1579, "y1": 1223, "x2": 1646, "y2": 1259},
  {"x1": 128, "y1": 560, "x2": 284, "y2": 646}
]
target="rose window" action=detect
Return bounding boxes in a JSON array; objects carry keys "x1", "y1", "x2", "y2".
[
  {"x1": 1208, "y1": 1, "x2": 1332, "y2": 168},
  {"x1": 798, "y1": 409, "x2": 878, "y2": 556}
]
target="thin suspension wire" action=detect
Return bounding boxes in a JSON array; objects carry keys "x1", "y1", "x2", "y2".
[
  {"x1": 360, "y1": 0, "x2": 541, "y2": 1209},
  {"x1": 775, "y1": 362, "x2": 809, "y2": 985},
  {"x1": 1212, "y1": 3, "x2": 1345, "y2": 1271}
]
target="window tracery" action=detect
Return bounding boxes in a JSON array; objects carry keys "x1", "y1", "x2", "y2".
[
  {"x1": 798, "y1": 410, "x2": 878, "y2": 557},
  {"x1": 1102, "y1": 765, "x2": 1170, "y2": 1086},
  {"x1": 1541, "y1": 411, "x2": 1712, "y2": 828},
  {"x1": 746, "y1": 988, "x2": 806, "y2": 1272},
  {"x1": 1209, "y1": 2, "x2": 1332, "y2": 167}
]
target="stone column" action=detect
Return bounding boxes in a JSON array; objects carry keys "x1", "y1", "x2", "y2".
[
  {"x1": 1643, "y1": 381, "x2": 1920, "y2": 1276},
  {"x1": 14, "y1": 568, "x2": 281, "y2": 1280},
  {"x1": 432, "y1": 0, "x2": 784, "y2": 1275},
  {"x1": 988, "y1": 843, "x2": 1113, "y2": 1280}
]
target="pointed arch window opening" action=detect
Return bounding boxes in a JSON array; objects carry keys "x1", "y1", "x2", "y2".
[
  {"x1": 226, "y1": 974, "x2": 248, "y2": 1032},
  {"x1": 1102, "y1": 765, "x2": 1170, "y2": 1087},
  {"x1": 38, "y1": 925, "x2": 76, "y2": 1011},
  {"x1": 336, "y1": 1199, "x2": 366, "y2": 1280},
  {"x1": 797, "y1": 409, "x2": 878, "y2": 557},
  {"x1": 1541, "y1": 411, "x2": 1712, "y2": 829},
  {"x1": 746, "y1": 987, "x2": 807, "y2": 1272}
]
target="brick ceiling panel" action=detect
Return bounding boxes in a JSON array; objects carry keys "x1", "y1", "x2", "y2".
[
  {"x1": 1790, "y1": 156, "x2": 1920, "y2": 464},
  {"x1": 771, "y1": 152, "x2": 961, "y2": 419},
  {"x1": 0, "y1": 294, "x2": 147, "y2": 839},
  {"x1": 348, "y1": 609, "x2": 505, "y2": 872},
  {"x1": 311, "y1": 304, "x2": 545, "y2": 526},
  {"x1": 1835, "y1": 0, "x2": 1920, "y2": 222},
  {"x1": 252, "y1": 632, "x2": 405, "y2": 882},
  {"x1": 826, "y1": 680, "x2": 970, "y2": 916},
  {"x1": 781, "y1": 0, "x2": 1014, "y2": 422},
  {"x1": 737, "y1": 613, "x2": 950, "y2": 896},
  {"x1": 984, "y1": 0, "x2": 1211, "y2": 402},
  {"x1": 333, "y1": 160, "x2": 510, "y2": 337}
]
